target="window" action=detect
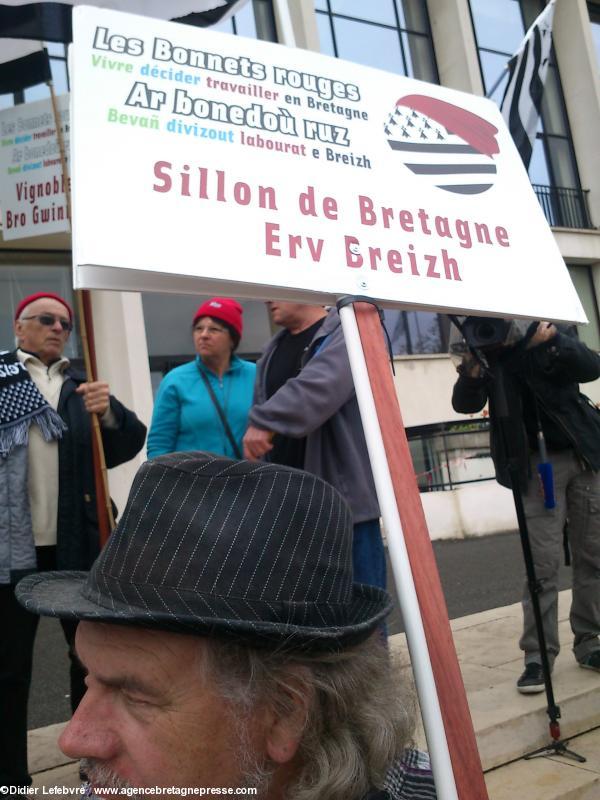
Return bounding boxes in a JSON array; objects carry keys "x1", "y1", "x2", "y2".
[
  {"x1": 589, "y1": 2, "x2": 600, "y2": 69},
  {"x1": 385, "y1": 309, "x2": 448, "y2": 355},
  {"x1": 315, "y1": 0, "x2": 438, "y2": 82},
  {"x1": 316, "y1": 1, "x2": 443, "y2": 355},
  {"x1": 408, "y1": 420, "x2": 494, "y2": 491},
  {"x1": 210, "y1": 0, "x2": 277, "y2": 40},
  {"x1": 143, "y1": 293, "x2": 271, "y2": 393},
  {"x1": 568, "y1": 265, "x2": 600, "y2": 351},
  {"x1": 0, "y1": 257, "x2": 80, "y2": 359},
  {"x1": 469, "y1": 0, "x2": 583, "y2": 200}
]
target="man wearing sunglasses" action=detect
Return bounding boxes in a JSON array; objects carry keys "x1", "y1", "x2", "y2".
[{"x1": 0, "y1": 291, "x2": 147, "y2": 791}]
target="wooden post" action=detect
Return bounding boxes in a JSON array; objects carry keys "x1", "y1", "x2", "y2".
[
  {"x1": 48, "y1": 79, "x2": 115, "y2": 545},
  {"x1": 352, "y1": 301, "x2": 488, "y2": 800}
]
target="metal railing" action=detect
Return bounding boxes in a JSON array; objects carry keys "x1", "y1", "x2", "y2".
[{"x1": 532, "y1": 184, "x2": 594, "y2": 229}]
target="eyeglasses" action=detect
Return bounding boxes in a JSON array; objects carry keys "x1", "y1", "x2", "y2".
[
  {"x1": 21, "y1": 314, "x2": 73, "y2": 332},
  {"x1": 194, "y1": 325, "x2": 228, "y2": 336}
]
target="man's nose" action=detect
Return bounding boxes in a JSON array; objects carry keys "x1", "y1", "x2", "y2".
[
  {"x1": 50, "y1": 318, "x2": 64, "y2": 332},
  {"x1": 58, "y1": 692, "x2": 119, "y2": 761}
]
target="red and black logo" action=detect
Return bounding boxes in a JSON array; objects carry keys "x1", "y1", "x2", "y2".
[{"x1": 384, "y1": 94, "x2": 500, "y2": 195}]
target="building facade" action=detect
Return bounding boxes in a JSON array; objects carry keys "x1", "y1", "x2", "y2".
[{"x1": 1, "y1": 0, "x2": 599, "y2": 536}]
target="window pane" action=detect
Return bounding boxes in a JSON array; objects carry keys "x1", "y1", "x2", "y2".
[
  {"x1": 385, "y1": 310, "x2": 410, "y2": 355},
  {"x1": 24, "y1": 83, "x2": 50, "y2": 103},
  {"x1": 471, "y1": 0, "x2": 581, "y2": 202},
  {"x1": 212, "y1": 17, "x2": 235, "y2": 33},
  {"x1": 142, "y1": 294, "x2": 271, "y2": 358},
  {"x1": 329, "y1": 0, "x2": 397, "y2": 26},
  {"x1": 539, "y1": 65, "x2": 568, "y2": 136},
  {"x1": 478, "y1": 50, "x2": 510, "y2": 101},
  {"x1": 470, "y1": 0, "x2": 524, "y2": 53},
  {"x1": 50, "y1": 59, "x2": 69, "y2": 93},
  {"x1": 45, "y1": 41, "x2": 65, "y2": 57},
  {"x1": 446, "y1": 433, "x2": 495, "y2": 483},
  {"x1": 407, "y1": 422, "x2": 495, "y2": 491},
  {"x1": 396, "y1": 0, "x2": 431, "y2": 34},
  {"x1": 252, "y1": 0, "x2": 277, "y2": 41},
  {"x1": 315, "y1": 0, "x2": 327, "y2": 9},
  {"x1": 567, "y1": 266, "x2": 600, "y2": 350},
  {"x1": 333, "y1": 17, "x2": 405, "y2": 72},
  {"x1": 232, "y1": 0, "x2": 258, "y2": 38},
  {"x1": 316, "y1": 13, "x2": 336, "y2": 56},
  {"x1": 590, "y1": 5, "x2": 600, "y2": 70},
  {"x1": 0, "y1": 263, "x2": 79, "y2": 359},
  {"x1": 409, "y1": 438, "x2": 436, "y2": 490},
  {"x1": 528, "y1": 138, "x2": 552, "y2": 184},
  {"x1": 401, "y1": 32, "x2": 437, "y2": 82},
  {"x1": 546, "y1": 136, "x2": 578, "y2": 188},
  {"x1": 521, "y1": 0, "x2": 546, "y2": 30},
  {"x1": 407, "y1": 312, "x2": 443, "y2": 353}
]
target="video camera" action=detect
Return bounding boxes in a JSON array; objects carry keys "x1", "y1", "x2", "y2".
[
  {"x1": 460, "y1": 316, "x2": 534, "y2": 351},
  {"x1": 460, "y1": 317, "x2": 512, "y2": 350},
  {"x1": 448, "y1": 316, "x2": 535, "y2": 368}
]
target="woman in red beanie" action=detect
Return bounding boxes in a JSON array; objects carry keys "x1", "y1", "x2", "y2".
[{"x1": 147, "y1": 298, "x2": 256, "y2": 459}]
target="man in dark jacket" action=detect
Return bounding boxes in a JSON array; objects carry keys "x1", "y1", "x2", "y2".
[
  {"x1": 0, "y1": 291, "x2": 147, "y2": 789},
  {"x1": 452, "y1": 320, "x2": 600, "y2": 693},
  {"x1": 243, "y1": 302, "x2": 385, "y2": 591}
]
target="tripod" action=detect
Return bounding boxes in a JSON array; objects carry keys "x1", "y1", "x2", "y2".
[{"x1": 490, "y1": 362, "x2": 585, "y2": 763}]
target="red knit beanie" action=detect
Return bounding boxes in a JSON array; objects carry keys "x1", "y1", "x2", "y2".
[
  {"x1": 192, "y1": 297, "x2": 243, "y2": 338},
  {"x1": 15, "y1": 292, "x2": 73, "y2": 322}
]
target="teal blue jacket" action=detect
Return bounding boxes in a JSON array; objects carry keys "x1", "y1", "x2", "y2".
[{"x1": 147, "y1": 355, "x2": 256, "y2": 459}]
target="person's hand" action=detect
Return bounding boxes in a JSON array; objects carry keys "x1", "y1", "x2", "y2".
[
  {"x1": 458, "y1": 354, "x2": 482, "y2": 379},
  {"x1": 526, "y1": 321, "x2": 557, "y2": 349},
  {"x1": 243, "y1": 425, "x2": 274, "y2": 461},
  {"x1": 76, "y1": 381, "x2": 110, "y2": 416}
]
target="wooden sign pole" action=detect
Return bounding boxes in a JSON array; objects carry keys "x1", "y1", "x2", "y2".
[
  {"x1": 339, "y1": 300, "x2": 489, "y2": 800},
  {"x1": 48, "y1": 80, "x2": 115, "y2": 546}
]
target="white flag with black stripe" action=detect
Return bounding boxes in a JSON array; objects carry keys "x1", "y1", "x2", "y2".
[
  {"x1": 0, "y1": 0, "x2": 249, "y2": 94},
  {"x1": 500, "y1": 0, "x2": 556, "y2": 169},
  {"x1": 0, "y1": 39, "x2": 50, "y2": 93}
]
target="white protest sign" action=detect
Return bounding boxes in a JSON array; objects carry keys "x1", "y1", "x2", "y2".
[
  {"x1": 0, "y1": 95, "x2": 70, "y2": 240},
  {"x1": 70, "y1": 6, "x2": 585, "y2": 323}
]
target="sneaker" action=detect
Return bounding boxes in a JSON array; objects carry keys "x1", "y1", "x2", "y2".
[
  {"x1": 517, "y1": 662, "x2": 545, "y2": 694},
  {"x1": 579, "y1": 651, "x2": 600, "y2": 672}
]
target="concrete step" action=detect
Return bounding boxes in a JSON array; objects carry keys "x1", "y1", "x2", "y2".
[
  {"x1": 451, "y1": 592, "x2": 600, "y2": 771},
  {"x1": 390, "y1": 590, "x2": 600, "y2": 771},
  {"x1": 485, "y1": 727, "x2": 600, "y2": 800}
]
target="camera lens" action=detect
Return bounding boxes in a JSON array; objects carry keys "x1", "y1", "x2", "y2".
[{"x1": 474, "y1": 321, "x2": 498, "y2": 342}]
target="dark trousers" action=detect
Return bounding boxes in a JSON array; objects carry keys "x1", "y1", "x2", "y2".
[
  {"x1": 0, "y1": 547, "x2": 86, "y2": 788},
  {"x1": 353, "y1": 519, "x2": 387, "y2": 590}
]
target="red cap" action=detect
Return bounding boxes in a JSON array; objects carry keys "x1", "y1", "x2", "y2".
[
  {"x1": 192, "y1": 297, "x2": 243, "y2": 338},
  {"x1": 15, "y1": 292, "x2": 73, "y2": 322}
]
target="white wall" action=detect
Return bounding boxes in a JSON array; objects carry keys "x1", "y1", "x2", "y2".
[
  {"x1": 418, "y1": 482, "x2": 517, "y2": 541},
  {"x1": 393, "y1": 353, "x2": 469, "y2": 428}
]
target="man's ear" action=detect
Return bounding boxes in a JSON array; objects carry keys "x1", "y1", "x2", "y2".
[{"x1": 264, "y1": 670, "x2": 312, "y2": 765}]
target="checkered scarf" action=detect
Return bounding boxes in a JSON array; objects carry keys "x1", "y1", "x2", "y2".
[{"x1": 0, "y1": 350, "x2": 66, "y2": 457}]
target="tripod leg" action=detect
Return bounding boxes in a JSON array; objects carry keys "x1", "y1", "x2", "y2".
[
  {"x1": 492, "y1": 365, "x2": 561, "y2": 730},
  {"x1": 525, "y1": 739, "x2": 587, "y2": 763}
]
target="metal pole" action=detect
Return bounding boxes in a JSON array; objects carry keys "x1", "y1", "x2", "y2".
[{"x1": 339, "y1": 302, "x2": 458, "y2": 800}]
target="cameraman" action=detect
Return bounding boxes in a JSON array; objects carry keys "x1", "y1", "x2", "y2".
[{"x1": 452, "y1": 320, "x2": 600, "y2": 693}]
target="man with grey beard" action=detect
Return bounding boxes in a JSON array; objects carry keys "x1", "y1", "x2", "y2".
[{"x1": 17, "y1": 453, "x2": 436, "y2": 799}]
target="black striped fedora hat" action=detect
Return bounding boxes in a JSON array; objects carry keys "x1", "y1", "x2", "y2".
[{"x1": 17, "y1": 452, "x2": 391, "y2": 650}]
